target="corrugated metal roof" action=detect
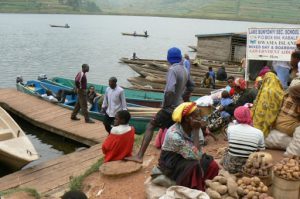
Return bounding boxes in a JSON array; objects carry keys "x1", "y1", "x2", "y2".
[{"x1": 195, "y1": 32, "x2": 247, "y2": 38}]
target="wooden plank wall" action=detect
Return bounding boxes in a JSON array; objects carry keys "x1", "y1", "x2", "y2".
[{"x1": 196, "y1": 36, "x2": 232, "y2": 62}]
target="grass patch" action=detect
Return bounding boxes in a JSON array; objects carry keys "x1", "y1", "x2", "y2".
[
  {"x1": 134, "y1": 134, "x2": 144, "y2": 149},
  {"x1": 0, "y1": 187, "x2": 40, "y2": 199},
  {"x1": 69, "y1": 133, "x2": 147, "y2": 191},
  {"x1": 69, "y1": 157, "x2": 104, "y2": 191}
]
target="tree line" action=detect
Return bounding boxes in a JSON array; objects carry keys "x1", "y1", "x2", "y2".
[{"x1": 58, "y1": 0, "x2": 101, "y2": 12}]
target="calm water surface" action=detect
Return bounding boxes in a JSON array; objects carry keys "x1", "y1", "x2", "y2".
[
  {"x1": 0, "y1": 14, "x2": 299, "y2": 175},
  {"x1": 0, "y1": 112, "x2": 86, "y2": 177},
  {"x1": 1, "y1": 14, "x2": 299, "y2": 88}
]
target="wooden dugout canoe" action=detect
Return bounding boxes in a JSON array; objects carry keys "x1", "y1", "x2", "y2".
[{"x1": 0, "y1": 106, "x2": 39, "y2": 170}]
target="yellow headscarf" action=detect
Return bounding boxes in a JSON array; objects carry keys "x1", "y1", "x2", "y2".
[{"x1": 172, "y1": 102, "x2": 197, "y2": 123}]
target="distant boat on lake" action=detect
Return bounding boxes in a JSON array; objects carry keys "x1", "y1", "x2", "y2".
[
  {"x1": 50, "y1": 24, "x2": 70, "y2": 28},
  {"x1": 122, "y1": 32, "x2": 149, "y2": 38}
]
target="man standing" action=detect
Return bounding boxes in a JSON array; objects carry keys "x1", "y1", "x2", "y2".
[
  {"x1": 126, "y1": 47, "x2": 194, "y2": 163},
  {"x1": 71, "y1": 64, "x2": 94, "y2": 123},
  {"x1": 216, "y1": 66, "x2": 227, "y2": 81},
  {"x1": 183, "y1": 54, "x2": 191, "y2": 74},
  {"x1": 102, "y1": 77, "x2": 127, "y2": 133}
]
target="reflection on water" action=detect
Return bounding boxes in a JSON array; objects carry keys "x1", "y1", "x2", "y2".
[
  {"x1": 0, "y1": 112, "x2": 87, "y2": 177},
  {"x1": 0, "y1": 14, "x2": 298, "y2": 89}
]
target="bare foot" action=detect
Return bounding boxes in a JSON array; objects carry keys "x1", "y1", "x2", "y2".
[{"x1": 124, "y1": 155, "x2": 143, "y2": 163}]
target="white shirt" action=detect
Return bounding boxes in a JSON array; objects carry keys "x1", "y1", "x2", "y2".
[
  {"x1": 111, "y1": 124, "x2": 131, "y2": 135},
  {"x1": 227, "y1": 123, "x2": 265, "y2": 157},
  {"x1": 102, "y1": 86, "x2": 127, "y2": 117}
]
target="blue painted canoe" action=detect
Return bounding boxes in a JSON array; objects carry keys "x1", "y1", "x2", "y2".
[
  {"x1": 44, "y1": 77, "x2": 199, "y2": 108},
  {"x1": 16, "y1": 80, "x2": 154, "y2": 134}
]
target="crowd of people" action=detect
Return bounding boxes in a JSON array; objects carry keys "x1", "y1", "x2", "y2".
[{"x1": 68, "y1": 44, "x2": 300, "y2": 193}]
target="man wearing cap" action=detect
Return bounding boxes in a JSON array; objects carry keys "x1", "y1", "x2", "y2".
[
  {"x1": 126, "y1": 47, "x2": 194, "y2": 163},
  {"x1": 71, "y1": 64, "x2": 95, "y2": 123},
  {"x1": 102, "y1": 77, "x2": 127, "y2": 133}
]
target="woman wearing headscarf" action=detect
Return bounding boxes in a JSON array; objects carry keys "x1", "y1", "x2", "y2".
[
  {"x1": 274, "y1": 83, "x2": 300, "y2": 136},
  {"x1": 258, "y1": 66, "x2": 271, "y2": 77},
  {"x1": 265, "y1": 82, "x2": 300, "y2": 155},
  {"x1": 222, "y1": 106, "x2": 265, "y2": 174},
  {"x1": 252, "y1": 72, "x2": 284, "y2": 137},
  {"x1": 158, "y1": 102, "x2": 219, "y2": 191},
  {"x1": 207, "y1": 78, "x2": 257, "y2": 132}
]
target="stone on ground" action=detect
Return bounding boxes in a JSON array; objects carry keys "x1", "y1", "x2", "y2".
[{"x1": 99, "y1": 160, "x2": 142, "y2": 176}]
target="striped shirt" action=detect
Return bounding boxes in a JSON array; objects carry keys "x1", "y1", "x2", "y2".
[{"x1": 227, "y1": 124, "x2": 265, "y2": 158}]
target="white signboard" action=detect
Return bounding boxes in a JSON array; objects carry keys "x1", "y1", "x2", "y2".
[{"x1": 247, "y1": 28, "x2": 300, "y2": 61}]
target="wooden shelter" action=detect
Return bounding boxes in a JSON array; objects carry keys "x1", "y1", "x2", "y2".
[{"x1": 195, "y1": 33, "x2": 246, "y2": 63}]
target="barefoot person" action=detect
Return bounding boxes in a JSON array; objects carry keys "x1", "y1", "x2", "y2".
[
  {"x1": 71, "y1": 64, "x2": 94, "y2": 123},
  {"x1": 158, "y1": 102, "x2": 219, "y2": 190},
  {"x1": 126, "y1": 47, "x2": 194, "y2": 163}
]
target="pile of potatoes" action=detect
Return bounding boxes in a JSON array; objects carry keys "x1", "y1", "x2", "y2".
[
  {"x1": 236, "y1": 176, "x2": 273, "y2": 199},
  {"x1": 273, "y1": 156, "x2": 300, "y2": 180},
  {"x1": 243, "y1": 153, "x2": 272, "y2": 177},
  {"x1": 205, "y1": 170, "x2": 239, "y2": 199}
]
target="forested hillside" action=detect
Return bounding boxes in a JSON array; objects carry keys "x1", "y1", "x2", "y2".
[
  {"x1": 1, "y1": 0, "x2": 299, "y2": 24},
  {"x1": 0, "y1": 0, "x2": 101, "y2": 14},
  {"x1": 94, "y1": 0, "x2": 300, "y2": 24}
]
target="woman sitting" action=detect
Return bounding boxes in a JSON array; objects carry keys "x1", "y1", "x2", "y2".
[
  {"x1": 225, "y1": 76, "x2": 235, "y2": 96},
  {"x1": 158, "y1": 102, "x2": 219, "y2": 191},
  {"x1": 207, "y1": 78, "x2": 257, "y2": 132},
  {"x1": 201, "y1": 72, "x2": 214, "y2": 88},
  {"x1": 102, "y1": 110, "x2": 135, "y2": 162},
  {"x1": 252, "y1": 72, "x2": 284, "y2": 137},
  {"x1": 222, "y1": 106, "x2": 265, "y2": 174},
  {"x1": 266, "y1": 82, "x2": 300, "y2": 155}
]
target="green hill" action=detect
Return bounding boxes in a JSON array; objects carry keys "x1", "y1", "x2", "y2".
[
  {"x1": 1, "y1": 0, "x2": 300, "y2": 24},
  {"x1": 94, "y1": 0, "x2": 300, "y2": 24},
  {"x1": 0, "y1": 0, "x2": 101, "y2": 14}
]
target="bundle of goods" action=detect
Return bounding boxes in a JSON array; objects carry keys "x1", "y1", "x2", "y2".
[
  {"x1": 242, "y1": 152, "x2": 273, "y2": 186},
  {"x1": 205, "y1": 170, "x2": 239, "y2": 199},
  {"x1": 236, "y1": 176, "x2": 274, "y2": 199},
  {"x1": 273, "y1": 156, "x2": 300, "y2": 180}
]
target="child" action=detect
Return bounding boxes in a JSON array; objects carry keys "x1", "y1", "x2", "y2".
[
  {"x1": 201, "y1": 72, "x2": 214, "y2": 88},
  {"x1": 102, "y1": 110, "x2": 135, "y2": 162},
  {"x1": 219, "y1": 90, "x2": 233, "y2": 120}
]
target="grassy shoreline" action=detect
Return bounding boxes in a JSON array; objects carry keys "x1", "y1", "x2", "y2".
[
  {"x1": 1, "y1": 0, "x2": 300, "y2": 24},
  {"x1": 0, "y1": 10, "x2": 298, "y2": 25}
]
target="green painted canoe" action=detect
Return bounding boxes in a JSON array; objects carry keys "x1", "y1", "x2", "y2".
[
  {"x1": 16, "y1": 81, "x2": 153, "y2": 135},
  {"x1": 48, "y1": 77, "x2": 199, "y2": 108}
]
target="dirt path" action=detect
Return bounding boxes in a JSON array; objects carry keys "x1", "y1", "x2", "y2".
[
  {"x1": 82, "y1": 136, "x2": 229, "y2": 199},
  {"x1": 4, "y1": 135, "x2": 285, "y2": 199}
]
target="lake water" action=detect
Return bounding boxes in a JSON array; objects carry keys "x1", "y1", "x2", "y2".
[
  {"x1": 0, "y1": 14, "x2": 299, "y2": 175},
  {"x1": 0, "y1": 112, "x2": 86, "y2": 177},
  {"x1": 1, "y1": 14, "x2": 299, "y2": 88}
]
